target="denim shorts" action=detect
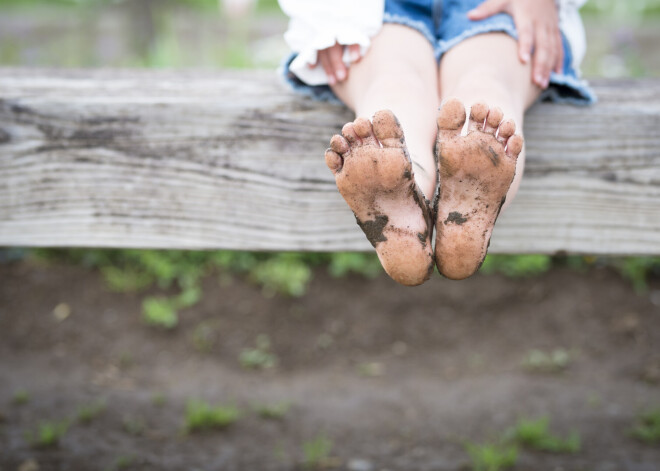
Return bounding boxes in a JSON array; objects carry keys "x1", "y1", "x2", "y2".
[{"x1": 282, "y1": 0, "x2": 596, "y2": 105}]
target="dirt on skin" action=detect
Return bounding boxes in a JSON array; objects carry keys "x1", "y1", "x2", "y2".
[
  {"x1": 326, "y1": 111, "x2": 434, "y2": 287},
  {"x1": 435, "y1": 100, "x2": 522, "y2": 281},
  {"x1": 1, "y1": 259, "x2": 660, "y2": 471}
]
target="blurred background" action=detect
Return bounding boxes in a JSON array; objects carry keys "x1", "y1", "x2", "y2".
[
  {"x1": 0, "y1": 0, "x2": 659, "y2": 76},
  {"x1": 1, "y1": 1, "x2": 660, "y2": 470}
]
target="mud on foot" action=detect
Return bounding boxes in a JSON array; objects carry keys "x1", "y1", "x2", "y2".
[
  {"x1": 325, "y1": 110, "x2": 434, "y2": 286},
  {"x1": 434, "y1": 98, "x2": 523, "y2": 280}
]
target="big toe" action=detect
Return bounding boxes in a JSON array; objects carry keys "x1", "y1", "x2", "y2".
[
  {"x1": 372, "y1": 109, "x2": 405, "y2": 148},
  {"x1": 437, "y1": 98, "x2": 466, "y2": 140}
]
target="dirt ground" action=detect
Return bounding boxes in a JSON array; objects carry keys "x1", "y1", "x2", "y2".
[{"x1": 1, "y1": 259, "x2": 659, "y2": 471}]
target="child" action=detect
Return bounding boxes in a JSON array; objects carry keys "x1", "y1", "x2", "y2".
[{"x1": 279, "y1": 0, "x2": 594, "y2": 285}]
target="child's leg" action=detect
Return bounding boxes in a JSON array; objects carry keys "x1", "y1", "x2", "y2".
[
  {"x1": 433, "y1": 33, "x2": 541, "y2": 280},
  {"x1": 324, "y1": 24, "x2": 439, "y2": 286}
]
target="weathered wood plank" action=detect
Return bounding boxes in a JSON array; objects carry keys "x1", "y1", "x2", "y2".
[{"x1": 1, "y1": 68, "x2": 659, "y2": 254}]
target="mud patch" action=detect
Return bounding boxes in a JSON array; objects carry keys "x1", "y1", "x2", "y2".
[
  {"x1": 444, "y1": 211, "x2": 468, "y2": 225},
  {"x1": 487, "y1": 146, "x2": 499, "y2": 166},
  {"x1": 356, "y1": 214, "x2": 388, "y2": 247}
]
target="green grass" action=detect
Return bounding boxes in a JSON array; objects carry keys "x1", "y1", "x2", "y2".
[
  {"x1": 25, "y1": 420, "x2": 69, "y2": 448},
  {"x1": 630, "y1": 408, "x2": 660, "y2": 444},
  {"x1": 510, "y1": 417, "x2": 581, "y2": 453},
  {"x1": 522, "y1": 348, "x2": 572, "y2": 373},
  {"x1": 302, "y1": 434, "x2": 333, "y2": 469},
  {"x1": 239, "y1": 334, "x2": 278, "y2": 370},
  {"x1": 479, "y1": 254, "x2": 552, "y2": 277},
  {"x1": 108, "y1": 455, "x2": 134, "y2": 471},
  {"x1": 255, "y1": 401, "x2": 291, "y2": 420},
  {"x1": 12, "y1": 390, "x2": 30, "y2": 405},
  {"x1": 151, "y1": 392, "x2": 167, "y2": 407},
  {"x1": 464, "y1": 441, "x2": 518, "y2": 471},
  {"x1": 77, "y1": 399, "x2": 107, "y2": 424},
  {"x1": 185, "y1": 400, "x2": 240, "y2": 432},
  {"x1": 122, "y1": 416, "x2": 146, "y2": 436}
]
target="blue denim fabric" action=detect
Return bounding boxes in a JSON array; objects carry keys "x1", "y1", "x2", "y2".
[{"x1": 281, "y1": 0, "x2": 596, "y2": 105}]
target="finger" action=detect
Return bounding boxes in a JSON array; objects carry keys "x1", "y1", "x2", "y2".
[
  {"x1": 328, "y1": 45, "x2": 348, "y2": 82},
  {"x1": 347, "y1": 44, "x2": 362, "y2": 64},
  {"x1": 318, "y1": 52, "x2": 336, "y2": 85},
  {"x1": 516, "y1": 20, "x2": 534, "y2": 64},
  {"x1": 554, "y1": 31, "x2": 564, "y2": 74},
  {"x1": 467, "y1": 0, "x2": 507, "y2": 20},
  {"x1": 532, "y1": 25, "x2": 553, "y2": 88}
]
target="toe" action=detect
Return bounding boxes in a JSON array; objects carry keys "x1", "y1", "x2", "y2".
[
  {"x1": 330, "y1": 134, "x2": 349, "y2": 154},
  {"x1": 484, "y1": 106, "x2": 503, "y2": 134},
  {"x1": 496, "y1": 119, "x2": 516, "y2": 146},
  {"x1": 353, "y1": 117, "x2": 372, "y2": 138},
  {"x1": 505, "y1": 134, "x2": 524, "y2": 159},
  {"x1": 437, "y1": 98, "x2": 466, "y2": 140},
  {"x1": 372, "y1": 109, "x2": 405, "y2": 148},
  {"x1": 325, "y1": 149, "x2": 343, "y2": 174},
  {"x1": 353, "y1": 117, "x2": 379, "y2": 146},
  {"x1": 342, "y1": 122, "x2": 360, "y2": 144},
  {"x1": 468, "y1": 102, "x2": 489, "y2": 133}
]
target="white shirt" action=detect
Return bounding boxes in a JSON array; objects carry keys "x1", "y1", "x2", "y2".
[{"x1": 280, "y1": 0, "x2": 588, "y2": 85}]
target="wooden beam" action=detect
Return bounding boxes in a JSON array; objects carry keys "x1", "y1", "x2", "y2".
[{"x1": 1, "y1": 69, "x2": 659, "y2": 254}]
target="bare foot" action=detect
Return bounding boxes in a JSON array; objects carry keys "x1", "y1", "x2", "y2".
[
  {"x1": 434, "y1": 99, "x2": 523, "y2": 280},
  {"x1": 325, "y1": 110, "x2": 434, "y2": 286}
]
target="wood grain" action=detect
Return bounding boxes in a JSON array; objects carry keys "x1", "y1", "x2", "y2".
[{"x1": 1, "y1": 69, "x2": 659, "y2": 254}]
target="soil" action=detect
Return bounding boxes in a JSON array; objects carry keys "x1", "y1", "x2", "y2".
[{"x1": 1, "y1": 260, "x2": 659, "y2": 471}]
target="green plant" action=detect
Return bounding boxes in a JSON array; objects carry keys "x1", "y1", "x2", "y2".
[
  {"x1": 357, "y1": 361, "x2": 385, "y2": 377},
  {"x1": 250, "y1": 253, "x2": 311, "y2": 297},
  {"x1": 239, "y1": 334, "x2": 278, "y2": 370},
  {"x1": 479, "y1": 254, "x2": 551, "y2": 277},
  {"x1": 122, "y1": 416, "x2": 146, "y2": 436},
  {"x1": 615, "y1": 257, "x2": 660, "y2": 293},
  {"x1": 522, "y1": 349, "x2": 571, "y2": 373},
  {"x1": 255, "y1": 401, "x2": 290, "y2": 420},
  {"x1": 302, "y1": 434, "x2": 333, "y2": 469},
  {"x1": 151, "y1": 393, "x2": 166, "y2": 407},
  {"x1": 110, "y1": 455, "x2": 134, "y2": 471},
  {"x1": 26, "y1": 420, "x2": 69, "y2": 448},
  {"x1": 327, "y1": 252, "x2": 382, "y2": 278},
  {"x1": 511, "y1": 417, "x2": 580, "y2": 453},
  {"x1": 142, "y1": 296, "x2": 178, "y2": 328},
  {"x1": 190, "y1": 321, "x2": 217, "y2": 353},
  {"x1": 185, "y1": 400, "x2": 240, "y2": 432},
  {"x1": 12, "y1": 389, "x2": 30, "y2": 405},
  {"x1": 142, "y1": 285, "x2": 201, "y2": 329},
  {"x1": 77, "y1": 399, "x2": 107, "y2": 424},
  {"x1": 464, "y1": 441, "x2": 518, "y2": 471},
  {"x1": 630, "y1": 408, "x2": 660, "y2": 444}
]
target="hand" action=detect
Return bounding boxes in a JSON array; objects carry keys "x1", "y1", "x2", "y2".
[
  {"x1": 468, "y1": 0, "x2": 563, "y2": 89},
  {"x1": 311, "y1": 42, "x2": 362, "y2": 85}
]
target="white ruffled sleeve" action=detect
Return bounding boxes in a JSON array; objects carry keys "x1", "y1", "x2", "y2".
[
  {"x1": 279, "y1": 0, "x2": 384, "y2": 85},
  {"x1": 557, "y1": 0, "x2": 588, "y2": 73}
]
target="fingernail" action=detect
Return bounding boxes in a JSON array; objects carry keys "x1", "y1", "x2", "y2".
[
  {"x1": 350, "y1": 50, "x2": 360, "y2": 62},
  {"x1": 328, "y1": 75, "x2": 336, "y2": 85},
  {"x1": 535, "y1": 73, "x2": 543, "y2": 84},
  {"x1": 522, "y1": 52, "x2": 530, "y2": 63},
  {"x1": 336, "y1": 69, "x2": 346, "y2": 81}
]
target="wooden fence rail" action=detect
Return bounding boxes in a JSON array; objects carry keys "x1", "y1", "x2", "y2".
[{"x1": 1, "y1": 68, "x2": 659, "y2": 254}]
